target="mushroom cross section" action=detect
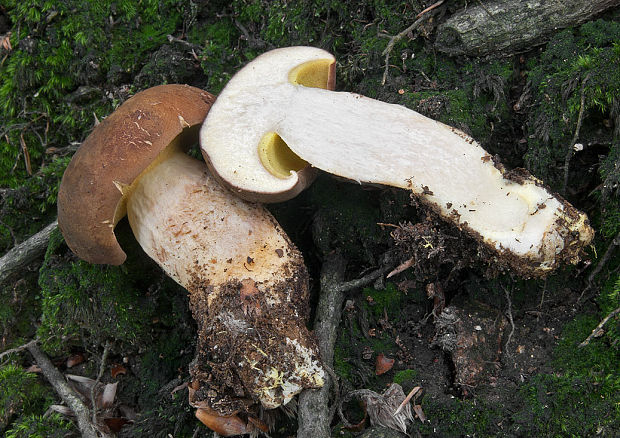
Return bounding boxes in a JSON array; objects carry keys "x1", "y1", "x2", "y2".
[
  {"x1": 57, "y1": 85, "x2": 324, "y2": 422},
  {"x1": 200, "y1": 47, "x2": 594, "y2": 275}
]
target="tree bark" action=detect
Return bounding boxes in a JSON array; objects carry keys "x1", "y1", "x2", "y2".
[
  {"x1": 435, "y1": 0, "x2": 620, "y2": 57},
  {"x1": 27, "y1": 342, "x2": 109, "y2": 438},
  {"x1": 297, "y1": 253, "x2": 347, "y2": 438},
  {"x1": 0, "y1": 219, "x2": 57, "y2": 284}
]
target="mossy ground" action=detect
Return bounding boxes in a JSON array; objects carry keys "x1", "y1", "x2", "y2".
[{"x1": 1, "y1": 1, "x2": 618, "y2": 436}]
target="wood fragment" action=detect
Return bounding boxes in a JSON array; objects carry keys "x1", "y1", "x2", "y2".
[
  {"x1": 435, "y1": 0, "x2": 620, "y2": 57},
  {"x1": 297, "y1": 254, "x2": 392, "y2": 437},
  {"x1": 0, "y1": 219, "x2": 58, "y2": 284},
  {"x1": 27, "y1": 342, "x2": 111, "y2": 438},
  {"x1": 578, "y1": 306, "x2": 620, "y2": 348},
  {"x1": 381, "y1": 3, "x2": 442, "y2": 86}
]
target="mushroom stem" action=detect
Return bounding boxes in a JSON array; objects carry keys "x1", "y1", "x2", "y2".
[
  {"x1": 200, "y1": 47, "x2": 594, "y2": 275},
  {"x1": 272, "y1": 87, "x2": 591, "y2": 271},
  {"x1": 125, "y1": 150, "x2": 324, "y2": 414}
]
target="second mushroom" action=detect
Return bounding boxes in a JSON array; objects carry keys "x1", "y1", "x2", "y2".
[
  {"x1": 57, "y1": 85, "x2": 324, "y2": 433},
  {"x1": 200, "y1": 46, "x2": 594, "y2": 276}
]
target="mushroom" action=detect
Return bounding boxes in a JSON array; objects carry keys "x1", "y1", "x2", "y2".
[
  {"x1": 57, "y1": 84, "x2": 324, "y2": 426},
  {"x1": 200, "y1": 46, "x2": 594, "y2": 275}
]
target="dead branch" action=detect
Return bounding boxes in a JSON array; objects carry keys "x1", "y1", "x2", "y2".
[
  {"x1": 91, "y1": 341, "x2": 111, "y2": 425},
  {"x1": 578, "y1": 231, "x2": 620, "y2": 303},
  {"x1": 27, "y1": 342, "x2": 112, "y2": 438},
  {"x1": 297, "y1": 254, "x2": 392, "y2": 437},
  {"x1": 563, "y1": 73, "x2": 590, "y2": 195},
  {"x1": 381, "y1": 1, "x2": 443, "y2": 85},
  {"x1": 297, "y1": 253, "x2": 346, "y2": 438},
  {"x1": 435, "y1": 0, "x2": 620, "y2": 57},
  {"x1": 578, "y1": 306, "x2": 620, "y2": 348},
  {"x1": 0, "y1": 338, "x2": 38, "y2": 362},
  {"x1": 0, "y1": 219, "x2": 58, "y2": 284}
]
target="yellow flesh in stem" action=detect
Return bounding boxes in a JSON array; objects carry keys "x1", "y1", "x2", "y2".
[{"x1": 200, "y1": 47, "x2": 593, "y2": 275}]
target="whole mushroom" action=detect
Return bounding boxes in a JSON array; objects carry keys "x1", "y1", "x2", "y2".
[
  {"x1": 200, "y1": 46, "x2": 594, "y2": 276},
  {"x1": 57, "y1": 84, "x2": 324, "y2": 434}
]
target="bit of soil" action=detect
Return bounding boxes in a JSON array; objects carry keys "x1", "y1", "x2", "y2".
[{"x1": 186, "y1": 259, "x2": 323, "y2": 417}]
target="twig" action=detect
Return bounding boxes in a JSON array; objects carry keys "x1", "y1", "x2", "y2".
[
  {"x1": 502, "y1": 285, "x2": 515, "y2": 356},
  {"x1": 393, "y1": 386, "x2": 421, "y2": 416},
  {"x1": 297, "y1": 253, "x2": 346, "y2": 438},
  {"x1": 562, "y1": 73, "x2": 590, "y2": 195},
  {"x1": 0, "y1": 219, "x2": 58, "y2": 284},
  {"x1": 588, "y1": 231, "x2": 620, "y2": 286},
  {"x1": 578, "y1": 231, "x2": 620, "y2": 303},
  {"x1": 578, "y1": 306, "x2": 620, "y2": 348},
  {"x1": 91, "y1": 341, "x2": 110, "y2": 424},
  {"x1": 334, "y1": 264, "x2": 392, "y2": 293},
  {"x1": 166, "y1": 34, "x2": 201, "y2": 50},
  {"x1": 297, "y1": 254, "x2": 392, "y2": 437},
  {"x1": 27, "y1": 342, "x2": 110, "y2": 438},
  {"x1": 381, "y1": 0, "x2": 444, "y2": 85},
  {"x1": 0, "y1": 338, "x2": 38, "y2": 362}
]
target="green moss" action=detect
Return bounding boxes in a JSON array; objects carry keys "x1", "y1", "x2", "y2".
[
  {"x1": 513, "y1": 314, "x2": 620, "y2": 436},
  {"x1": 4, "y1": 413, "x2": 73, "y2": 438},
  {"x1": 0, "y1": 364, "x2": 54, "y2": 431},
  {"x1": 0, "y1": 0, "x2": 184, "y2": 248},
  {"x1": 392, "y1": 368, "x2": 418, "y2": 386},
  {"x1": 333, "y1": 342, "x2": 355, "y2": 382},
  {"x1": 362, "y1": 282, "x2": 403, "y2": 320},
  {"x1": 36, "y1": 224, "x2": 189, "y2": 355},
  {"x1": 419, "y1": 396, "x2": 502, "y2": 436},
  {"x1": 524, "y1": 19, "x2": 620, "y2": 190}
]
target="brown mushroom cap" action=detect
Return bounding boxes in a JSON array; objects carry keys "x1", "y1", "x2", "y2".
[{"x1": 58, "y1": 84, "x2": 215, "y2": 265}]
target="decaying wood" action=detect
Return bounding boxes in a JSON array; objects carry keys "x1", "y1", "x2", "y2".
[
  {"x1": 435, "y1": 0, "x2": 620, "y2": 57},
  {"x1": 297, "y1": 253, "x2": 347, "y2": 438},
  {"x1": 0, "y1": 219, "x2": 58, "y2": 284},
  {"x1": 579, "y1": 306, "x2": 620, "y2": 348},
  {"x1": 27, "y1": 342, "x2": 111, "y2": 438},
  {"x1": 297, "y1": 254, "x2": 391, "y2": 437}
]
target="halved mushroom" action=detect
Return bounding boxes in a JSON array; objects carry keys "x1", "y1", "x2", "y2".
[
  {"x1": 57, "y1": 85, "x2": 324, "y2": 424},
  {"x1": 200, "y1": 47, "x2": 594, "y2": 276}
]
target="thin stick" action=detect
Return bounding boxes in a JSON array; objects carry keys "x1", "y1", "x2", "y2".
[
  {"x1": 562, "y1": 73, "x2": 590, "y2": 195},
  {"x1": 381, "y1": 1, "x2": 444, "y2": 85},
  {"x1": 91, "y1": 341, "x2": 110, "y2": 424},
  {"x1": 334, "y1": 265, "x2": 392, "y2": 293},
  {"x1": 393, "y1": 386, "x2": 421, "y2": 416},
  {"x1": 298, "y1": 255, "x2": 393, "y2": 437},
  {"x1": 0, "y1": 338, "x2": 38, "y2": 362},
  {"x1": 27, "y1": 342, "x2": 110, "y2": 438},
  {"x1": 578, "y1": 231, "x2": 620, "y2": 303},
  {"x1": 502, "y1": 285, "x2": 515, "y2": 356},
  {"x1": 0, "y1": 219, "x2": 58, "y2": 284},
  {"x1": 578, "y1": 306, "x2": 620, "y2": 348}
]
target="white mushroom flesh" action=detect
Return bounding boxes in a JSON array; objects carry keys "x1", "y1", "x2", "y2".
[
  {"x1": 201, "y1": 47, "x2": 593, "y2": 273},
  {"x1": 126, "y1": 150, "x2": 324, "y2": 410}
]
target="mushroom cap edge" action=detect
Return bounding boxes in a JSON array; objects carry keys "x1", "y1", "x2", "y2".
[{"x1": 57, "y1": 84, "x2": 215, "y2": 264}]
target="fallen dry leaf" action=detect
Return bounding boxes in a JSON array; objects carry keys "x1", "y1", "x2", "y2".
[
  {"x1": 375, "y1": 353, "x2": 395, "y2": 375},
  {"x1": 0, "y1": 33, "x2": 12, "y2": 51},
  {"x1": 101, "y1": 382, "x2": 118, "y2": 408},
  {"x1": 195, "y1": 408, "x2": 250, "y2": 436},
  {"x1": 66, "y1": 353, "x2": 85, "y2": 368},
  {"x1": 110, "y1": 364, "x2": 127, "y2": 378},
  {"x1": 413, "y1": 404, "x2": 427, "y2": 423},
  {"x1": 103, "y1": 417, "x2": 130, "y2": 433}
]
